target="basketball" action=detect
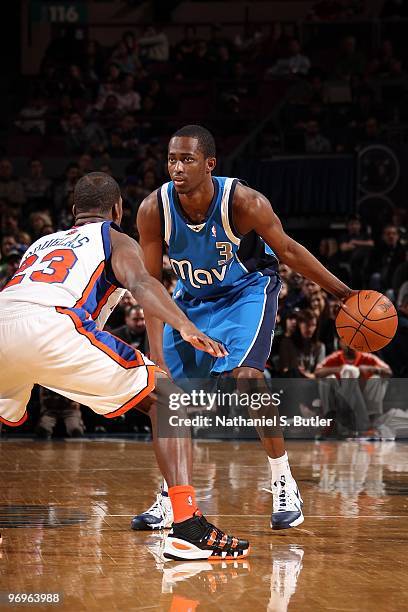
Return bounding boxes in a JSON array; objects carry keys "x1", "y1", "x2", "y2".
[{"x1": 336, "y1": 290, "x2": 398, "y2": 352}]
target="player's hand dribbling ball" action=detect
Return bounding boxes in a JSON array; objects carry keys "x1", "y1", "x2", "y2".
[{"x1": 336, "y1": 290, "x2": 398, "y2": 352}]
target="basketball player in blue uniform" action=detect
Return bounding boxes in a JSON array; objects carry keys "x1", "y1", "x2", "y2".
[{"x1": 132, "y1": 125, "x2": 355, "y2": 532}]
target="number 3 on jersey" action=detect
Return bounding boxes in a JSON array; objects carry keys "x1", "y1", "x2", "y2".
[{"x1": 5, "y1": 249, "x2": 78, "y2": 289}]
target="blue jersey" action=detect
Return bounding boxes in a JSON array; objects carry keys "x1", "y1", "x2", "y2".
[{"x1": 157, "y1": 176, "x2": 278, "y2": 300}]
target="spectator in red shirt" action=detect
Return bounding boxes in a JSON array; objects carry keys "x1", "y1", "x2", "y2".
[
  {"x1": 316, "y1": 342, "x2": 391, "y2": 380},
  {"x1": 315, "y1": 340, "x2": 392, "y2": 435}
]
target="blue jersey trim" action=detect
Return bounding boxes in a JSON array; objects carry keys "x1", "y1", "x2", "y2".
[
  {"x1": 79, "y1": 268, "x2": 112, "y2": 316},
  {"x1": 101, "y1": 221, "x2": 124, "y2": 288},
  {"x1": 101, "y1": 221, "x2": 112, "y2": 260},
  {"x1": 57, "y1": 307, "x2": 145, "y2": 369}
]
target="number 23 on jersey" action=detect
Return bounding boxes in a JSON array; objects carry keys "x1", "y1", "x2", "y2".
[{"x1": 4, "y1": 249, "x2": 78, "y2": 289}]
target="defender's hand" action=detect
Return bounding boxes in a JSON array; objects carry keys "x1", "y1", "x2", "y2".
[{"x1": 180, "y1": 323, "x2": 228, "y2": 358}]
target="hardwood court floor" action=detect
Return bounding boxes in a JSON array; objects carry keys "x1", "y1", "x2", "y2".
[{"x1": 0, "y1": 439, "x2": 407, "y2": 612}]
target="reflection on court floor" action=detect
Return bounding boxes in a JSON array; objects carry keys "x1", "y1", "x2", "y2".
[{"x1": 0, "y1": 439, "x2": 407, "y2": 611}]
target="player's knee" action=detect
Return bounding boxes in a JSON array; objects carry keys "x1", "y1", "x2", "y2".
[
  {"x1": 234, "y1": 367, "x2": 265, "y2": 395},
  {"x1": 155, "y1": 373, "x2": 190, "y2": 417},
  {"x1": 234, "y1": 366, "x2": 263, "y2": 380},
  {"x1": 137, "y1": 371, "x2": 172, "y2": 416},
  {"x1": 137, "y1": 394, "x2": 155, "y2": 415}
]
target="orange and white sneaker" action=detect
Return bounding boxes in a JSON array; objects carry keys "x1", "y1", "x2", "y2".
[{"x1": 163, "y1": 512, "x2": 250, "y2": 561}]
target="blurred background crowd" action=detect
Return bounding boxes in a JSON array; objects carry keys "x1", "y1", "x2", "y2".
[{"x1": 1, "y1": 0, "x2": 408, "y2": 438}]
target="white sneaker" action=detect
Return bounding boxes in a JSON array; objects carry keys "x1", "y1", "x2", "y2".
[
  {"x1": 131, "y1": 490, "x2": 173, "y2": 531},
  {"x1": 268, "y1": 545, "x2": 304, "y2": 611},
  {"x1": 264, "y1": 475, "x2": 304, "y2": 530}
]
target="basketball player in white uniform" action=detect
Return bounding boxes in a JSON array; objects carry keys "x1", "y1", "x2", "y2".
[{"x1": 0, "y1": 172, "x2": 250, "y2": 561}]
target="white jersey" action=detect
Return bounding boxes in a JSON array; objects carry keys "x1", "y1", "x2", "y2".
[{"x1": 0, "y1": 221, "x2": 125, "y2": 328}]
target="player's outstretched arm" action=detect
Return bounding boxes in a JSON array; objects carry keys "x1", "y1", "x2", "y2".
[
  {"x1": 234, "y1": 185, "x2": 354, "y2": 301},
  {"x1": 110, "y1": 227, "x2": 226, "y2": 359}
]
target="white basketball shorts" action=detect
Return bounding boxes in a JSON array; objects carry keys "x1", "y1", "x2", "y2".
[{"x1": 0, "y1": 303, "x2": 157, "y2": 427}]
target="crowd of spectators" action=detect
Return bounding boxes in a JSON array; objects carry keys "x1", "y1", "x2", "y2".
[
  {"x1": 7, "y1": 4, "x2": 408, "y2": 160},
  {"x1": 277, "y1": 25, "x2": 408, "y2": 154},
  {"x1": 261, "y1": 214, "x2": 408, "y2": 438},
  {"x1": 268, "y1": 213, "x2": 407, "y2": 380},
  {"x1": 0, "y1": 152, "x2": 406, "y2": 438},
  {"x1": 10, "y1": 22, "x2": 280, "y2": 156},
  {"x1": 307, "y1": 1, "x2": 366, "y2": 22},
  {"x1": 1, "y1": 4, "x2": 408, "y2": 438}
]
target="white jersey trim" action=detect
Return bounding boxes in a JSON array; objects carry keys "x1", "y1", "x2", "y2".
[
  {"x1": 220, "y1": 178, "x2": 240, "y2": 246},
  {"x1": 161, "y1": 183, "x2": 172, "y2": 246}
]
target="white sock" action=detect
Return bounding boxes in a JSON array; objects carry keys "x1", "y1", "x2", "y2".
[
  {"x1": 161, "y1": 479, "x2": 169, "y2": 496},
  {"x1": 268, "y1": 452, "x2": 293, "y2": 486}
]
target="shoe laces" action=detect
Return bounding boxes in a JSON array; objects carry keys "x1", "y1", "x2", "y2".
[
  {"x1": 192, "y1": 515, "x2": 230, "y2": 545},
  {"x1": 145, "y1": 493, "x2": 167, "y2": 520},
  {"x1": 205, "y1": 522, "x2": 224, "y2": 541},
  {"x1": 263, "y1": 476, "x2": 300, "y2": 513}
]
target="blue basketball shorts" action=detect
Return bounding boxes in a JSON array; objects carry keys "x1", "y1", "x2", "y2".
[{"x1": 163, "y1": 273, "x2": 281, "y2": 380}]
